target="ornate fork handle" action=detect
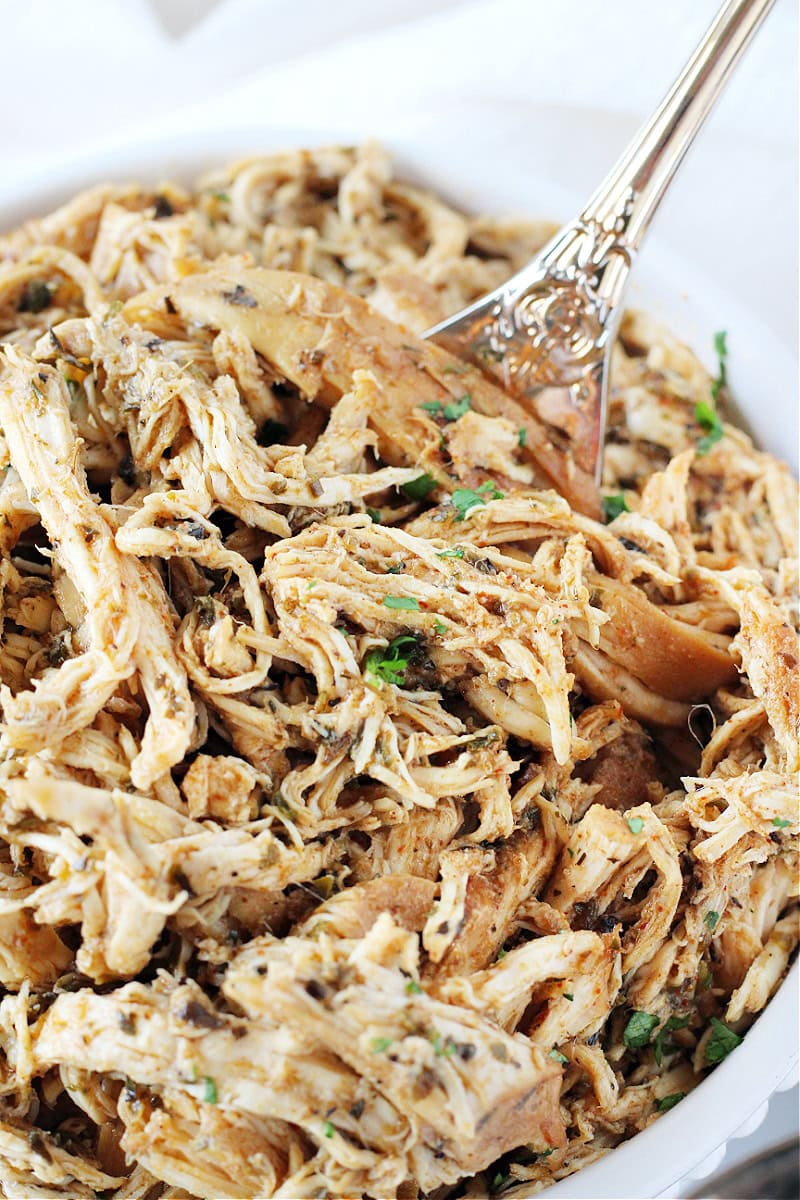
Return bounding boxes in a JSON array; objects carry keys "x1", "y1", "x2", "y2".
[{"x1": 425, "y1": 0, "x2": 775, "y2": 488}]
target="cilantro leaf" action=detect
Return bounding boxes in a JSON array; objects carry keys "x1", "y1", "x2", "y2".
[
  {"x1": 627, "y1": 816, "x2": 644, "y2": 834},
  {"x1": 383, "y1": 596, "x2": 420, "y2": 611},
  {"x1": 370, "y1": 1036, "x2": 393, "y2": 1053},
  {"x1": 442, "y1": 394, "x2": 471, "y2": 421},
  {"x1": 602, "y1": 493, "x2": 629, "y2": 522},
  {"x1": 402, "y1": 473, "x2": 437, "y2": 501},
  {"x1": 420, "y1": 400, "x2": 443, "y2": 415},
  {"x1": 323, "y1": 1119, "x2": 335, "y2": 1138},
  {"x1": 623, "y1": 1010, "x2": 659, "y2": 1049},
  {"x1": 710, "y1": 329, "x2": 728, "y2": 401},
  {"x1": 451, "y1": 481, "x2": 504, "y2": 521},
  {"x1": 433, "y1": 619, "x2": 448, "y2": 635},
  {"x1": 517, "y1": 427, "x2": 527, "y2": 447},
  {"x1": 366, "y1": 507, "x2": 381, "y2": 523},
  {"x1": 548, "y1": 1049, "x2": 568, "y2": 1064},
  {"x1": 202, "y1": 1076, "x2": 218, "y2": 1104},
  {"x1": 364, "y1": 635, "x2": 418, "y2": 686},
  {"x1": 772, "y1": 817, "x2": 792, "y2": 829},
  {"x1": 437, "y1": 546, "x2": 465, "y2": 559},
  {"x1": 653, "y1": 1015, "x2": 689, "y2": 1066},
  {"x1": 405, "y1": 979, "x2": 423, "y2": 995},
  {"x1": 704, "y1": 910, "x2": 720, "y2": 932},
  {"x1": 695, "y1": 398, "x2": 724, "y2": 455},
  {"x1": 704, "y1": 1017, "x2": 742, "y2": 1065},
  {"x1": 657, "y1": 1092, "x2": 686, "y2": 1112}
]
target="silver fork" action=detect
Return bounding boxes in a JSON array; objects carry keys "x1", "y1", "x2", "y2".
[{"x1": 423, "y1": 0, "x2": 775, "y2": 506}]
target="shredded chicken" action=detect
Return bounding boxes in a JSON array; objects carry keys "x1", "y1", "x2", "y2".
[{"x1": 0, "y1": 143, "x2": 796, "y2": 1200}]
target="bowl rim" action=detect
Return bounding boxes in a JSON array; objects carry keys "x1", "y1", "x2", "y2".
[{"x1": 1, "y1": 121, "x2": 797, "y2": 1200}]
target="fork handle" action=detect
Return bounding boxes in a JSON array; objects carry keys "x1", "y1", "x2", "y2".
[{"x1": 548, "y1": 0, "x2": 776, "y2": 304}]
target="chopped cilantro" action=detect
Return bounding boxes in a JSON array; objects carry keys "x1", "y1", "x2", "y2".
[
  {"x1": 366, "y1": 507, "x2": 382, "y2": 523},
  {"x1": 405, "y1": 979, "x2": 423, "y2": 995},
  {"x1": 370, "y1": 1036, "x2": 393, "y2": 1053},
  {"x1": 496, "y1": 948, "x2": 507, "y2": 960},
  {"x1": 653, "y1": 1015, "x2": 689, "y2": 1066},
  {"x1": 420, "y1": 394, "x2": 471, "y2": 421},
  {"x1": 772, "y1": 817, "x2": 792, "y2": 829},
  {"x1": 695, "y1": 399, "x2": 724, "y2": 455},
  {"x1": 364, "y1": 635, "x2": 418, "y2": 686},
  {"x1": 623, "y1": 1010, "x2": 659, "y2": 1049},
  {"x1": 704, "y1": 910, "x2": 720, "y2": 932},
  {"x1": 657, "y1": 1092, "x2": 686, "y2": 1112},
  {"x1": 549, "y1": 1049, "x2": 568, "y2": 1064},
  {"x1": 383, "y1": 595, "x2": 420, "y2": 611},
  {"x1": 710, "y1": 329, "x2": 728, "y2": 401},
  {"x1": 385, "y1": 563, "x2": 405, "y2": 574},
  {"x1": 517, "y1": 426, "x2": 527, "y2": 447},
  {"x1": 211, "y1": 190, "x2": 230, "y2": 203},
  {"x1": 451, "y1": 481, "x2": 504, "y2": 521},
  {"x1": 433, "y1": 618, "x2": 448, "y2": 635},
  {"x1": 490, "y1": 1171, "x2": 509, "y2": 1193},
  {"x1": 202, "y1": 1076, "x2": 218, "y2": 1104},
  {"x1": 602, "y1": 493, "x2": 629, "y2": 522},
  {"x1": 627, "y1": 816, "x2": 644, "y2": 834},
  {"x1": 704, "y1": 1017, "x2": 742, "y2": 1065},
  {"x1": 563, "y1": 992, "x2": 574, "y2": 1002},
  {"x1": 430, "y1": 1032, "x2": 458, "y2": 1057},
  {"x1": 437, "y1": 546, "x2": 465, "y2": 559},
  {"x1": 402, "y1": 473, "x2": 437, "y2": 501},
  {"x1": 442, "y1": 394, "x2": 471, "y2": 421},
  {"x1": 322, "y1": 1119, "x2": 335, "y2": 1139}
]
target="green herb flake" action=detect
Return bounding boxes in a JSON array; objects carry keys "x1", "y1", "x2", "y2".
[
  {"x1": 772, "y1": 817, "x2": 792, "y2": 829},
  {"x1": 364, "y1": 634, "x2": 418, "y2": 687},
  {"x1": 405, "y1": 979, "x2": 423, "y2": 995},
  {"x1": 496, "y1": 948, "x2": 507, "y2": 960},
  {"x1": 366, "y1": 507, "x2": 382, "y2": 523},
  {"x1": 623, "y1": 1010, "x2": 660, "y2": 1049},
  {"x1": 402, "y1": 473, "x2": 437, "y2": 501},
  {"x1": 420, "y1": 400, "x2": 443, "y2": 416},
  {"x1": 694, "y1": 399, "x2": 724, "y2": 455},
  {"x1": 517, "y1": 426, "x2": 527, "y2": 447},
  {"x1": 370, "y1": 1036, "x2": 393, "y2": 1053},
  {"x1": 710, "y1": 329, "x2": 728, "y2": 401},
  {"x1": 563, "y1": 992, "x2": 574, "y2": 1002},
  {"x1": 451, "y1": 480, "x2": 504, "y2": 521},
  {"x1": 657, "y1": 1092, "x2": 686, "y2": 1112},
  {"x1": 437, "y1": 546, "x2": 465, "y2": 559},
  {"x1": 491, "y1": 1171, "x2": 509, "y2": 1193},
  {"x1": 704, "y1": 910, "x2": 720, "y2": 932},
  {"x1": 430, "y1": 1032, "x2": 458, "y2": 1057},
  {"x1": 211, "y1": 190, "x2": 230, "y2": 203},
  {"x1": 442, "y1": 394, "x2": 471, "y2": 421},
  {"x1": 322, "y1": 1119, "x2": 335, "y2": 1139},
  {"x1": 704, "y1": 1017, "x2": 742, "y2": 1065},
  {"x1": 549, "y1": 1049, "x2": 568, "y2": 1064},
  {"x1": 627, "y1": 816, "x2": 645, "y2": 835},
  {"x1": 202, "y1": 1076, "x2": 218, "y2": 1104},
  {"x1": 385, "y1": 562, "x2": 406, "y2": 574},
  {"x1": 653, "y1": 1015, "x2": 689, "y2": 1066},
  {"x1": 383, "y1": 595, "x2": 420, "y2": 611},
  {"x1": 602, "y1": 493, "x2": 630, "y2": 522},
  {"x1": 433, "y1": 618, "x2": 448, "y2": 635}
]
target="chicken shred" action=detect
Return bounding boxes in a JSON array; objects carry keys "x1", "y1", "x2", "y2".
[{"x1": 0, "y1": 143, "x2": 796, "y2": 1200}]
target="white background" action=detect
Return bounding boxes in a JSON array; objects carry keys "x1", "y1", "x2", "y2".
[{"x1": 0, "y1": 1, "x2": 797, "y2": 1194}]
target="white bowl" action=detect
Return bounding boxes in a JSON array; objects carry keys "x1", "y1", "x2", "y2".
[{"x1": 1, "y1": 118, "x2": 797, "y2": 1200}]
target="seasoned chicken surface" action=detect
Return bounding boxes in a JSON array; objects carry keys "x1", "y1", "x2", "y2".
[{"x1": 0, "y1": 143, "x2": 796, "y2": 1200}]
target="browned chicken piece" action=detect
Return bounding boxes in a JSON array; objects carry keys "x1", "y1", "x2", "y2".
[
  {"x1": 144, "y1": 266, "x2": 601, "y2": 516},
  {"x1": 299, "y1": 875, "x2": 437, "y2": 939},
  {"x1": 426, "y1": 823, "x2": 559, "y2": 978},
  {"x1": 575, "y1": 729, "x2": 658, "y2": 811}
]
